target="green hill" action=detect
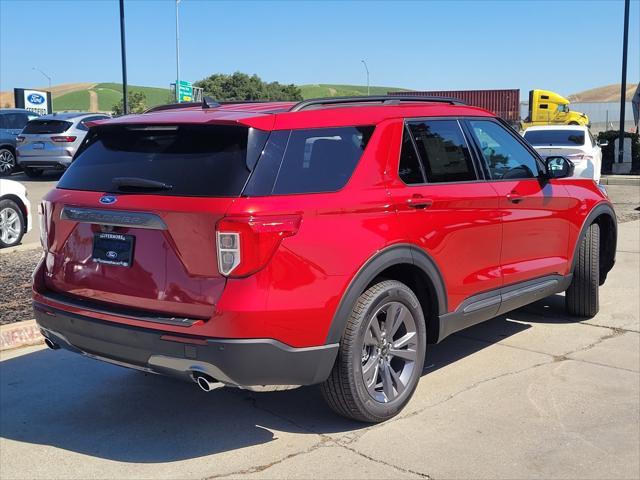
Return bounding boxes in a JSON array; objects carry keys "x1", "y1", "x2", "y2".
[
  {"x1": 53, "y1": 83, "x2": 171, "y2": 112},
  {"x1": 299, "y1": 84, "x2": 412, "y2": 99}
]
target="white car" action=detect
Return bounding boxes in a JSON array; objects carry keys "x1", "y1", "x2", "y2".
[
  {"x1": 0, "y1": 179, "x2": 32, "y2": 248},
  {"x1": 522, "y1": 125, "x2": 605, "y2": 183}
]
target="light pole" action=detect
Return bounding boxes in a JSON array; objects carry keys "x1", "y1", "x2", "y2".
[
  {"x1": 617, "y1": 0, "x2": 630, "y2": 164},
  {"x1": 176, "y1": 0, "x2": 181, "y2": 102},
  {"x1": 32, "y1": 67, "x2": 51, "y2": 89},
  {"x1": 119, "y1": 0, "x2": 129, "y2": 115},
  {"x1": 361, "y1": 59, "x2": 370, "y2": 95}
]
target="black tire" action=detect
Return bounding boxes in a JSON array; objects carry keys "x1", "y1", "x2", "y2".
[
  {"x1": 23, "y1": 167, "x2": 44, "y2": 178},
  {"x1": 0, "y1": 199, "x2": 25, "y2": 248},
  {"x1": 321, "y1": 280, "x2": 426, "y2": 423},
  {"x1": 566, "y1": 222, "x2": 600, "y2": 317},
  {"x1": 0, "y1": 148, "x2": 16, "y2": 177},
  {"x1": 568, "y1": 121, "x2": 579, "y2": 125}
]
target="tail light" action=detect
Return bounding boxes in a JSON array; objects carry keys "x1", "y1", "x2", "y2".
[
  {"x1": 51, "y1": 136, "x2": 77, "y2": 143},
  {"x1": 566, "y1": 153, "x2": 593, "y2": 162},
  {"x1": 38, "y1": 203, "x2": 47, "y2": 249},
  {"x1": 16, "y1": 136, "x2": 25, "y2": 143},
  {"x1": 216, "y1": 215, "x2": 301, "y2": 277}
]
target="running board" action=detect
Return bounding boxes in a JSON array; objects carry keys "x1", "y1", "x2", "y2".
[{"x1": 436, "y1": 274, "x2": 572, "y2": 342}]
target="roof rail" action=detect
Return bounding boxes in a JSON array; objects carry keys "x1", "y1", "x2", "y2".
[
  {"x1": 289, "y1": 95, "x2": 467, "y2": 112},
  {"x1": 144, "y1": 102, "x2": 204, "y2": 113}
]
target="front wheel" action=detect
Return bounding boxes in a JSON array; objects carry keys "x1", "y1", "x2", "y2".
[
  {"x1": 321, "y1": 280, "x2": 426, "y2": 423},
  {"x1": 566, "y1": 223, "x2": 600, "y2": 317}
]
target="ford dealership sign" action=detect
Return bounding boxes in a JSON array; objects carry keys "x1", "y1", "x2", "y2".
[{"x1": 14, "y1": 88, "x2": 52, "y2": 115}]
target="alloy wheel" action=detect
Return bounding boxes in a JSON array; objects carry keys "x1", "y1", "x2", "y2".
[
  {"x1": 0, "y1": 150, "x2": 15, "y2": 175},
  {"x1": 360, "y1": 301, "x2": 418, "y2": 403},
  {"x1": 0, "y1": 207, "x2": 22, "y2": 245}
]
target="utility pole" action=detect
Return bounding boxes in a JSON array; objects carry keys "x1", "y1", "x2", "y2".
[
  {"x1": 617, "y1": 0, "x2": 630, "y2": 164},
  {"x1": 32, "y1": 67, "x2": 51, "y2": 89},
  {"x1": 119, "y1": 0, "x2": 129, "y2": 114},
  {"x1": 361, "y1": 59, "x2": 370, "y2": 95},
  {"x1": 176, "y1": 0, "x2": 181, "y2": 102}
]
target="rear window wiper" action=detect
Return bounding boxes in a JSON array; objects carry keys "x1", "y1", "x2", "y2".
[{"x1": 112, "y1": 177, "x2": 173, "y2": 191}]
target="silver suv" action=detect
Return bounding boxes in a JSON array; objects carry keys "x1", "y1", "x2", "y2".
[{"x1": 16, "y1": 112, "x2": 109, "y2": 177}]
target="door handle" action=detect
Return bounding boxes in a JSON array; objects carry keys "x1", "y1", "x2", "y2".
[
  {"x1": 406, "y1": 195, "x2": 433, "y2": 209},
  {"x1": 506, "y1": 191, "x2": 523, "y2": 204}
]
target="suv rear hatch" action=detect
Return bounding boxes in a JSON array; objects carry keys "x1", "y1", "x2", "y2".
[
  {"x1": 19, "y1": 119, "x2": 75, "y2": 161},
  {"x1": 41, "y1": 123, "x2": 268, "y2": 321}
]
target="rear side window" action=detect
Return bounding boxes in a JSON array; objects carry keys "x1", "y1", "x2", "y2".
[
  {"x1": 406, "y1": 120, "x2": 476, "y2": 183},
  {"x1": 0, "y1": 112, "x2": 30, "y2": 129},
  {"x1": 23, "y1": 119, "x2": 72, "y2": 134},
  {"x1": 271, "y1": 126, "x2": 374, "y2": 195},
  {"x1": 57, "y1": 125, "x2": 268, "y2": 197},
  {"x1": 523, "y1": 129, "x2": 585, "y2": 146},
  {"x1": 399, "y1": 126, "x2": 425, "y2": 184}
]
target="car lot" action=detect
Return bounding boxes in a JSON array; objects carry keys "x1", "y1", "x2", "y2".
[{"x1": 0, "y1": 218, "x2": 638, "y2": 478}]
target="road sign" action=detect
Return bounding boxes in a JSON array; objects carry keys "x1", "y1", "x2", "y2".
[{"x1": 177, "y1": 80, "x2": 192, "y2": 102}]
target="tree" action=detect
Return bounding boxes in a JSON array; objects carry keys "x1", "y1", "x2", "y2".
[
  {"x1": 194, "y1": 72, "x2": 302, "y2": 101},
  {"x1": 112, "y1": 91, "x2": 147, "y2": 116}
]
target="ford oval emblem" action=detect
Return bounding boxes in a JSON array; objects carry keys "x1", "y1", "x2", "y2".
[
  {"x1": 106, "y1": 251, "x2": 118, "y2": 259},
  {"x1": 27, "y1": 93, "x2": 45, "y2": 105},
  {"x1": 99, "y1": 195, "x2": 117, "y2": 205}
]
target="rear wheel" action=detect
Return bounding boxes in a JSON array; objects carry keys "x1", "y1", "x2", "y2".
[
  {"x1": 566, "y1": 222, "x2": 600, "y2": 317},
  {"x1": 23, "y1": 167, "x2": 43, "y2": 178},
  {"x1": 0, "y1": 148, "x2": 16, "y2": 177},
  {"x1": 321, "y1": 280, "x2": 426, "y2": 423},
  {"x1": 0, "y1": 199, "x2": 25, "y2": 248}
]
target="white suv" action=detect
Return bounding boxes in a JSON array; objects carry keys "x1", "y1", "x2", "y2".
[{"x1": 523, "y1": 125, "x2": 605, "y2": 183}]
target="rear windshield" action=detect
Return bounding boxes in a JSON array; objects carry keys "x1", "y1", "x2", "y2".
[
  {"x1": 22, "y1": 119, "x2": 72, "y2": 134},
  {"x1": 57, "y1": 124, "x2": 268, "y2": 197},
  {"x1": 524, "y1": 130, "x2": 585, "y2": 146}
]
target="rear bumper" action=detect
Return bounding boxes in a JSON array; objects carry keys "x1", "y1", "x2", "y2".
[
  {"x1": 17, "y1": 156, "x2": 71, "y2": 168},
  {"x1": 34, "y1": 302, "x2": 338, "y2": 388}
]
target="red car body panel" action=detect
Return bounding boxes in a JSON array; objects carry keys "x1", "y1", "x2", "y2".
[{"x1": 33, "y1": 101, "x2": 615, "y2": 357}]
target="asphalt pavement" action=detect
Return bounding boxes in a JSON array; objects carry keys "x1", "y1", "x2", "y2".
[{"x1": 1, "y1": 220, "x2": 638, "y2": 479}]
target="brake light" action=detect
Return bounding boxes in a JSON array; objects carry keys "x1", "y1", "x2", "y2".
[
  {"x1": 566, "y1": 153, "x2": 593, "y2": 162},
  {"x1": 51, "y1": 136, "x2": 77, "y2": 143},
  {"x1": 216, "y1": 215, "x2": 302, "y2": 277},
  {"x1": 16, "y1": 136, "x2": 25, "y2": 143}
]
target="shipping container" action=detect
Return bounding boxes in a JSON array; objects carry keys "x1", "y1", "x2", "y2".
[{"x1": 388, "y1": 89, "x2": 521, "y2": 124}]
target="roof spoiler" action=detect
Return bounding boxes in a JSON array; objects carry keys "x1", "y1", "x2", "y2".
[{"x1": 289, "y1": 95, "x2": 468, "y2": 112}]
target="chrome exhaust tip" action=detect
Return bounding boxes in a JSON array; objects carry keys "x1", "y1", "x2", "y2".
[
  {"x1": 192, "y1": 372, "x2": 222, "y2": 392},
  {"x1": 44, "y1": 338, "x2": 60, "y2": 350}
]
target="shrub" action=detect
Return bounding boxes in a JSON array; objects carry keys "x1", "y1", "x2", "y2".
[{"x1": 597, "y1": 130, "x2": 639, "y2": 173}]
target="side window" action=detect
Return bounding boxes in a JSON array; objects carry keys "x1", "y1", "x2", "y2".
[
  {"x1": 399, "y1": 126, "x2": 425, "y2": 184},
  {"x1": 272, "y1": 126, "x2": 374, "y2": 194},
  {"x1": 469, "y1": 120, "x2": 542, "y2": 180},
  {"x1": 407, "y1": 120, "x2": 476, "y2": 183}
]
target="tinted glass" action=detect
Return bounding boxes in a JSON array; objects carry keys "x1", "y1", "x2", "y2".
[
  {"x1": 469, "y1": 120, "x2": 541, "y2": 180},
  {"x1": 524, "y1": 130, "x2": 585, "y2": 146},
  {"x1": 23, "y1": 119, "x2": 72, "y2": 134},
  {"x1": 272, "y1": 126, "x2": 374, "y2": 194},
  {"x1": 58, "y1": 124, "x2": 262, "y2": 197},
  {"x1": 0, "y1": 113, "x2": 29, "y2": 129},
  {"x1": 408, "y1": 120, "x2": 476, "y2": 183},
  {"x1": 399, "y1": 126, "x2": 424, "y2": 184}
]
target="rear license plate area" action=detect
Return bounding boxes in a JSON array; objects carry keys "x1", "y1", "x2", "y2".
[{"x1": 92, "y1": 233, "x2": 134, "y2": 267}]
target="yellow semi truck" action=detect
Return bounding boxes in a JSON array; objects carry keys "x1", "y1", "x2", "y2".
[{"x1": 521, "y1": 89, "x2": 589, "y2": 130}]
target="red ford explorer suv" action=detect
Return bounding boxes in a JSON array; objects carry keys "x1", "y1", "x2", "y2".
[{"x1": 33, "y1": 96, "x2": 616, "y2": 422}]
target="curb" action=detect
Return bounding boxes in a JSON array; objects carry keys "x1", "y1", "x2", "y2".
[
  {"x1": 600, "y1": 175, "x2": 640, "y2": 186},
  {"x1": 0, "y1": 319, "x2": 44, "y2": 351},
  {"x1": 0, "y1": 242, "x2": 41, "y2": 255}
]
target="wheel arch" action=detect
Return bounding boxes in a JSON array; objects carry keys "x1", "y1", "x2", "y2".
[
  {"x1": 325, "y1": 244, "x2": 447, "y2": 345},
  {"x1": 0, "y1": 143, "x2": 16, "y2": 156},
  {"x1": 570, "y1": 202, "x2": 617, "y2": 280}
]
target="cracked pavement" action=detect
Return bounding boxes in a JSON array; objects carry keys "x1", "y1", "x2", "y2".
[{"x1": 1, "y1": 220, "x2": 638, "y2": 479}]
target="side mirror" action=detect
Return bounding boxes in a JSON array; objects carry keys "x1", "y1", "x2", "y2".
[
  {"x1": 545, "y1": 156, "x2": 574, "y2": 179},
  {"x1": 597, "y1": 140, "x2": 609, "y2": 147}
]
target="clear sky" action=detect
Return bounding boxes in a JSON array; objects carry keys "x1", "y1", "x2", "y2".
[{"x1": 1, "y1": 0, "x2": 638, "y2": 99}]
